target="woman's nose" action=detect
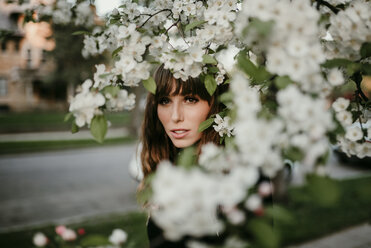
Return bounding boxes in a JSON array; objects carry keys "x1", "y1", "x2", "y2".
[{"x1": 171, "y1": 102, "x2": 184, "y2": 122}]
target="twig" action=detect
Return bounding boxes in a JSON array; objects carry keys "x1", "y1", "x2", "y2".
[
  {"x1": 138, "y1": 9, "x2": 172, "y2": 28},
  {"x1": 355, "y1": 92, "x2": 364, "y2": 132},
  {"x1": 314, "y1": 0, "x2": 339, "y2": 14},
  {"x1": 165, "y1": 20, "x2": 180, "y2": 35}
]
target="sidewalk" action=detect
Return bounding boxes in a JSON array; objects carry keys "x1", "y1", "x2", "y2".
[
  {"x1": 0, "y1": 127, "x2": 129, "y2": 142},
  {"x1": 291, "y1": 223, "x2": 371, "y2": 248}
]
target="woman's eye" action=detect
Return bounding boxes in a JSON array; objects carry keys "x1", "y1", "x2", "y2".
[
  {"x1": 159, "y1": 97, "x2": 170, "y2": 105},
  {"x1": 185, "y1": 96, "x2": 199, "y2": 103}
]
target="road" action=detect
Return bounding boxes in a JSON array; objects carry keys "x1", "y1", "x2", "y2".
[{"x1": 0, "y1": 144, "x2": 139, "y2": 232}]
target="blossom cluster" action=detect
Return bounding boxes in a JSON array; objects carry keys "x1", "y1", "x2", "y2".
[
  {"x1": 35, "y1": 0, "x2": 94, "y2": 27},
  {"x1": 213, "y1": 114, "x2": 234, "y2": 138},
  {"x1": 231, "y1": 73, "x2": 284, "y2": 177},
  {"x1": 326, "y1": 0, "x2": 371, "y2": 59},
  {"x1": 69, "y1": 72, "x2": 135, "y2": 128},
  {"x1": 236, "y1": 0, "x2": 327, "y2": 94},
  {"x1": 151, "y1": 160, "x2": 263, "y2": 240},
  {"x1": 332, "y1": 97, "x2": 371, "y2": 158}
]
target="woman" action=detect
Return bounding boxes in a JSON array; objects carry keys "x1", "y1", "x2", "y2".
[
  {"x1": 140, "y1": 64, "x2": 228, "y2": 178},
  {"x1": 140, "y1": 64, "x2": 228, "y2": 247}
]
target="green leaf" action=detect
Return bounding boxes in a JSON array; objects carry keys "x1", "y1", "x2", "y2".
[
  {"x1": 307, "y1": 175, "x2": 340, "y2": 207},
  {"x1": 80, "y1": 235, "x2": 109, "y2": 246},
  {"x1": 90, "y1": 115, "x2": 108, "y2": 143},
  {"x1": 98, "y1": 72, "x2": 113, "y2": 79},
  {"x1": 219, "y1": 92, "x2": 234, "y2": 105},
  {"x1": 249, "y1": 18, "x2": 274, "y2": 36},
  {"x1": 102, "y1": 85, "x2": 120, "y2": 97},
  {"x1": 284, "y1": 146, "x2": 304, "y2": 162},
  {"x1": 225, "y1": 135, "x2": 234, "y2": 148},
  {"x1": 202, "y1": 54, "x2": 218, "y2": 65},
  {"x1": 204, "y1": 74, "x2": 217, "y2": 96},
  {"x1": 71, "y1": 122, "x2": 79, "y2": 134},
  {"x1": 177, "y1": 146, "x2": 197, "y2": 169},
  {"x1": 360, "y1": 42, "x2": 371, "y2": 59},
  {"x1": 248, "y1": 219, "x2": 280, "y2": 248},
  {"x1": 237, "y1": 52, "x2": 270, "y2": 83},
  {"x1": 142, "y1": 76, "x2": 157, "y2": 94},
  {"x1": 112, "y1": 46, "x2": 123, "y2": 58},
  {"x1": 72, "y1": 30, "x2": 90, "y2": 36},
  {"x1": 265, "y1": 205, "x2": 294, "y2": 225},
  {"x1": 361, "y1": 63, "x2": 371, "y2": 75},
  {"x1": 237, "y1": 51, "x2": 258, "y2": 77},
  {"x1": 346, "y1": 63, "x2": 362, "y2": 76},
  {"x1": 109, "y1": 18, "x2": 120, "y2": 24},
  {"x1": 184, "y1": 20, "x2": 207, "y2": 32},
  {"x1": 322, "y1": 59, "x2": 353, "y2": 68},
  {"x1": 64, "y1": 112, "x2": 73, "y2": 122},
  {"x1": 208, "y1": 66, "x2": 219, "y2": 73},
  {"x1": 254, "y1": 67, "x2": 271, "y2": 83},
  {"x1": 198, "y1": 118, "x2": 214, "y2": 132},
  {"x1": 274, "y1": 76, "x2": 294, "y2": 89},
  {"x1": 136, "y1": 174, "x2": 154, "y2": 205}
]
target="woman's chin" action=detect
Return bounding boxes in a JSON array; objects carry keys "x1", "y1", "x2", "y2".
[{"x1": 171, "y1": 138, "x2": 198, "y2": 149}]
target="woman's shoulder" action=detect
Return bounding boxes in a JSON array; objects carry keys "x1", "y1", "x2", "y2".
[{"x1": 129, "y1": 142, "x2": 144, "y2": 182}]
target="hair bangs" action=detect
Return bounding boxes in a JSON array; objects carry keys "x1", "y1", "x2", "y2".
[{"x1": 154, "y1": 65, "x2": 211, "y2": 103}]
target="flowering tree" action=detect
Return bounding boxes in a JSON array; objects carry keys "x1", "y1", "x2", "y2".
[{"x1": 22, "y1": 0, "x2": 371, "y2": 247}]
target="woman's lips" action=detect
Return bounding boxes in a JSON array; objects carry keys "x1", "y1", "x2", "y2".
[{"x1": 170, "y1": 129, "x2": 190, "y2": 139}]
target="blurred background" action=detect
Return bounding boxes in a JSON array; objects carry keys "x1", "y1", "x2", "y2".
[
  {"x1": 0, "y1": 0, "x2": 370, "y2": 247},
  {"x1": 0, "y1": 1, "x2": 149, "y2": 246}
]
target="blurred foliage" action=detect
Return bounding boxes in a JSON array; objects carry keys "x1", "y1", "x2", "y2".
[{"x1": 42, "y1": 23, "x2": 106, "y2": 100}]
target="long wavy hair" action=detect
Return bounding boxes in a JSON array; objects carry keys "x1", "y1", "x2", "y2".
[{"x1": 140, "y1": 64, "x2": 228, "y2": 178}]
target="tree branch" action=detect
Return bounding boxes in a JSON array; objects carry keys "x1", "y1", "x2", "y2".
[
  {"x1": 314, "y1": 0, "x2": 339, "y2": 14},
  {"x1": 138, "y1": 9, "x2": 172, "y2": 28}
]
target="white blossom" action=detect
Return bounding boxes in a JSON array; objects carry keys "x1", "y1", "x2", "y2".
[
  {"x1": 328, "y1": 68, "x2": 345, "y2": 86},
  {"x1": 33, "y1": 232, "x2": 48, "y2": 247},
  {"x1": 345, "y1": 126, "x2": 363, "y2": 142},
  {"x1": 336, "y1": 111, "x2": 353, "y2": 126},
  {"x1": 332, "y1": 97, "x2": 350, "y2": 112},
  {"x1": 69, "y1": 79, "x2": 105, "y2": 127},
  {"x1": 61, "y1": 228, "x2": 77, "y2": 241},
  {"x1": 106, "y1": 90, "x2": 136, "y2": 111},
  {"x1": 109, "y1": 229, "x2": 128, "y2": 245},
  {"x1": 74, "y1": 1, "x2": 94, "y2": 27},
  {"x1": 244, "y1": 194, "x2": 262, "y2": 212},
  {"x1": 213, "y1": 114, "x2": 234, "y2": 137}
]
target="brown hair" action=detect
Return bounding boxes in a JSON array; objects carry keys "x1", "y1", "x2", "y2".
[{"x1": 140, "y1": 64, "x2": 228, "y2": 178}]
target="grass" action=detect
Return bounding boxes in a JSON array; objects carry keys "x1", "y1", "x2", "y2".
[
  {"x1": 278, "y1": 175, "x2": 371, "y2": 246},
  {"x1": 0, "y1": 212, "x2": 148, "y2": 248},
  {"x1": 0, "y1": 177, "x2": 370, "y2": 247},
  {"x1": 0, "y1": 137, "x2": 136, "y2": 155},
  {"x1": 0, "y1": 112, "x2": 131, "y2": 133}
]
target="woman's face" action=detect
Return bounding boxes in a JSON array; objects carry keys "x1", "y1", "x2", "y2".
[{"x1": 157, "y1": 91, "x2": 211, "y2": 148}]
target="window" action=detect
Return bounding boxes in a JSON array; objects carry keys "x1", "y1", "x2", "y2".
[
  {"x1": 0, "y1": 78, "x2": 8, "y2": 96},
  {"x1": 1, "y1": 41, "x2": 6, "y2": 52},
  {"x1": 26, "y1": 49, "x2": 32, "y2": 68},
  {"x1": 41, "y1": 49, "x2": 47, "y2": 63}
]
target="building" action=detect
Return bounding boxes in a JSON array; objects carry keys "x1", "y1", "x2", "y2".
[{"x1": 0, "y1": 1, "x2": 56, "y2": 111}]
